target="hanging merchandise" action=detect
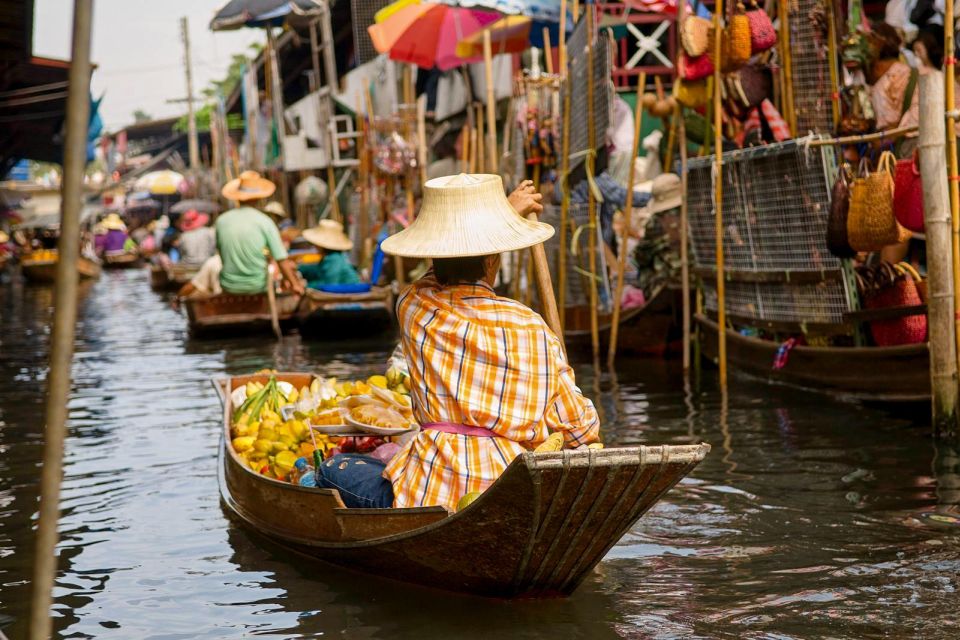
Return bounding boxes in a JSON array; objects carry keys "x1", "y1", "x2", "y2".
[
  {"x1": 731, "y1": 63, "x2": 772, "y2": 108},
  {"x1": 721, "y1": 4, "x2": 752, "y2": 73},
  {"x1": 893, "y1": 151, "x2": 925, "y2": 233},
  {"x1": 745, "y1": 0, "x2": 776, "y2": 53},
  {"x1": 847, "y1": 152, "x2": 911, "y2": 252},
  {"x1": 515, "y1": 70, "x2": 562, "y2": 183},
  {"x1": 856, "y1": 262, "x2": 927, "y2": 346},
  {"x1": 675, "y1": 78, "x2": 708, "y2": 108},
  {"x1": 681, "y1": 15, "x2": 713, "y2": 57},
  {"x1": 838, "y1": 84, "x2": 876, "y2": 135},
  {"x1": 826, "y1": 163, "x2": 856, "y2": 258},
  {"x1": 679, "y1": 50, "x2": 715, "y2": 81}
]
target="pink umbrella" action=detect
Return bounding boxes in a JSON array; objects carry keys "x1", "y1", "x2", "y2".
[{"x1": 368, "y1": 2, "x2": 502, "y2": 70}]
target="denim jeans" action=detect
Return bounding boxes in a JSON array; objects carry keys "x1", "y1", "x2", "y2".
[{"x1": 316, "y1": 454, "x2": 395, "y2": 508}]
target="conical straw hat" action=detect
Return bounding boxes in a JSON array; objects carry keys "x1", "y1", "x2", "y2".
[
  {"x1": 381, "y1": 174, "x2": 554, "y2": 258},
  {"x1": 302, "y1": 219, "x2": 354, "y2": 252},
  {"x1": 221, "y1": 170, "x2": 276, "y2": 202}
]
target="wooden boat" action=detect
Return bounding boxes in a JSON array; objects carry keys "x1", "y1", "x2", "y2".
[
  {"x1": 102, "y1": 250, "x2": 142, "y2": 269},
  {"x1": 564, "y1": 285, "x2": 684, "y2": 357},
  {"x1": 216, "y1": 372, "x2": 709, "y2": 597},
  {"x1": 183, "y1": 291, "x2": 301, "y2": 337},
  {"x1": 697, "y1": 315, "x2": 930, "y2": 402},
  {"x1": 150, "y1": 263, "x2": 200, "y2": 291},
  {"x1": 20, "y1": 249, "x2": 101, "y2": 283},
  {"x1": 297, "y1": 286, "x2": 395, "y2": 338}
]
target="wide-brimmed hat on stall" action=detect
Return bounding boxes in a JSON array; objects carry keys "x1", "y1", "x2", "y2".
[
  {"x1": 381, "y1": 174, "x2": 554, "y2": 258},
  {"x1": 645, "y1": 173, "x2": 682, "y2": 214},
  {"x1": 178, "y1": 209, "x2": 209, "y2": 232},
  {"x1": 302, "y1": 219, "x2": 353, "y2": 252},
  {"x1": 101, "y1": 213, "x2": 126, "y2": 231},
  {"x1": 221, "y1": 170, "x2": 276, "y2": 202}
]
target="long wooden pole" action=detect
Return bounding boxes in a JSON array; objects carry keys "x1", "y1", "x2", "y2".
[
  {"x1": 679, "y1": 111, "x2": 692, "y2": 372},
  {"x1": 483, "y1": 30, "x2": 498, "y2": 174},
  {"x1": 777, "y1": 0, "x2": 797, "y2": 136},
  {"x1": 608, "y1": 72, "x2": 646, "y2": 363},
  {"x1": 356, "y1": 95, "x2": 369, "y2": 266},
  {"x1": 30, "y1": 2, "x2": 93, "y2": 638},
  {"x1": 557, "y1": 0, "x2": 570, "y2": 332},
  {"x1": 713, "y1": 0, "x2": 727, "y2": 388},
  {"x1": 417, "y1": 94, "x2": 428, "y2": 187},
  {"x1": 585, "y1": 4, "x2": 600, "y2": 360},
  {"x1": 918, "y1": 72, "x2": 959, "y2": 436},
  {"x1": 945, "y1": 4, "x2": 960, "y2": 381},
  {"x1": 825, "y1": 0, "x2": 840, "y2": 130}
]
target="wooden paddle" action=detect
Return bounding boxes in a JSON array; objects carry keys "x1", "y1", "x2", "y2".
[{"x1": 526, "y1": 212, "x2": 566, "y2": 356}]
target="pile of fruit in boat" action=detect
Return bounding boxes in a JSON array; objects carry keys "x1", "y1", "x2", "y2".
[{"x1": 228, "y1": 368, "x2": 415, "y2": 483}]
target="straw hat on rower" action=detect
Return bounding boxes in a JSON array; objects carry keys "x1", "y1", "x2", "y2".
[
  {"x1": 101, "y1": 213, "x2": 126, "y2": 231},
  {"x1": 263, "y1": 201, "x2": 286, "y2": 220},
  {"x1": 302, "y1": 219, "x2": 353, "y2": 252},
  {"x1": 221, "y1": 170, "x2": 276, "y2": 202},
  {"x1": 381, "y1": 174, "x2": 554, "y2": 258}
]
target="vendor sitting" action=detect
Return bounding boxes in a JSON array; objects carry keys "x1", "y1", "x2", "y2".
[
  {"x1": 94, "y1": 213, "x2": 135, "y2": 255},
  {"x1": 297, "y1": 220, "x2": 362, "y2": 289}
]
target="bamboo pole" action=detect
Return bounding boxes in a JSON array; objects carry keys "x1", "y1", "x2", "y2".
[
  {"x1": 825, "y1": 0, "x2": 840, "y2": 130},
  {"x1": 806, "y1": 125, "x2": 918, "y2": 146},
  {"x1": 608, "y1": 71, "x2": 647, "y2": 364},
  {"x1": 417, "y1": 94, "x2": 428, "y2": 187},
  {"x1": 557, "y1": 0, "x2": 570, "y2": 332},
  {"x1": 483, "y1": 30, "x2": 498, "y2": 174},
  {"x1": 543, "y1": 27, "x2": 554, "y2": 75},
  {"x1": 713, "y1": 0, "x2": 727, "y2": 389},
  {"x1": 476, "y1": 103, "x2": 485, "y2": 172},
  {"x1": 680, "y1": 109, "x2": 692, "y2": 372},
  {"x1": 356, "y1": 95, "x2": 369, "y2": 266},
  {"x1": 918, "y1": 72, "x2": 959, "y2": 436},
  {"x1": 586, "y1": 4, "x2": 600, "y2": 360},
  {"x1": 945, "y1": 4, "x2": 960, "y2": 382},
  {"x1": 30, "y1": 2, "x2": 93, "y2": 638},
  {"x1": 777, "y1": 0, "x2": 797, "y2": 136}
]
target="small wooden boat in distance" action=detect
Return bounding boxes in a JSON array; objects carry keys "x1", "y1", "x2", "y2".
[
  {"x1": 217, "y1": 372, "x2": 709, "y2": 597},
  {"x1": 150, "y1": 263, "x2": 200, "y2": 291},
  {"x1": 183, "y1": 292, "x2": 301, "y2": 337},
  {"x1": 21, "y1": 249, "x2": 101, "y2": 283},
  {"x1": 102, "y1": 250, "x2": 142, "y2": 269},
  {"x1": 297, "y1": 286, "x2": 395, "y2": 338}
]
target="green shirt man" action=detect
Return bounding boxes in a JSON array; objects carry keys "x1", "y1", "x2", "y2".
[{"x1": 215, "y1": 206, "x2": 289, "y2": 294}]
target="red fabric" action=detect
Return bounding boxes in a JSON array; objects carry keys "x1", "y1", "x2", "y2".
[
  {"x1": 893, "y1": 154, "x2": 925, "y2": 232},
  {"x1": 866, "y1": 279, "x2": 927, "y2": 346},
  {"x1": 743, "y1": 100, "x2": 791, "y2": 142},
  {"x1": 746, "y1": 8, "x2": 777, "y2": 52}
]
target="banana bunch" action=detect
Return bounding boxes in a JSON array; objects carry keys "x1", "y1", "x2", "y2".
[{"x1": 385, "y1": 366, "x2": 410, "y2": 395}]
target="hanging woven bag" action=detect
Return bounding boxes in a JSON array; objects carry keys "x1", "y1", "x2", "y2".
[
  {"x1": 681, "y1": 16, "x2": 713, "y2": 57},
  {"x1": 898, "y1": 261, "x2": 927, "y2": 303},
  {"x1": 746, "y1": 0, "x2": 777, "y2": 53},
  {"x1": 827, "y1": 163, "x2": 856, "y2": 258},
  {"x1": 893, "y1": 150, "x2": 925, "y2": 233},
  {"x1": 847, "y1": 151, "x2": 911, "y2": 251},
  {"x1": 675, "y1": 78, "x2": 708, "y2": 108},
  {"x1": 721, "y1": 4, "x2": 753, "y2": 73},
  {"x1": 858, "y1": 262, "x2": 927, "y2": 346},
  {"x1": 679, "y1": 49, "x2": 715, "y2": 81}
]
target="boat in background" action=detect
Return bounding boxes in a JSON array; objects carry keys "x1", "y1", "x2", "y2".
[
  {"x1": 216, "y1": 372, "x2": 709, "y2": 597},
  {"x1": 297, "y1": 286, "x2": 395, "y2": 338},
  {"x1": 20, "y1": 249, "x2": 101, "y2": 283},
  {"x1": 102, "y1": 250, "x2": 142, "y2": 269},
  {"x1": 183, "y1": 292, "x2": 301, "y2": 337},
  {"x1": 150, "y1": 263, "x2": 199, "y2": 291}
]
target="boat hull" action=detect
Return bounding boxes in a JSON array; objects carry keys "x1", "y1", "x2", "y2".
[
  {"x1": 297, "y1": 287, "x2": 395, "y2": 339},
  {"x1": 696, "y1": 315, "x2": 930, "y2": 402},
  {"x1": 102, "y1": 252, "x2": 142, "y2": 269},
  {"x1": 217, "y1": 373, "x2": 709, "y2": 597},
  {"x1": 150, "y1": 264, "x2": 199, "y2": 291},
  {"x1": 564, "y1": 286, "x2": 683, "y2": 357},
  {"x1": 21, "y1": 253, "x2": 101, "y2": 283},
  {"x1": 184, "y1": 292, "x2": 301, "y2": 337}
]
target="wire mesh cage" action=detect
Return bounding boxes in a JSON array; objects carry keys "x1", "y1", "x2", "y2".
[
  {"x1": 686, "y1": 139, "x2": 854, "y2": 326},
  {"x1": 353, "y1": 0, "x2": 391, "y2": 66},
  {"x1": 539, "y1": 202, "x2": 612, "y2": 312},
  {"x1": 563, "y1": 25, "x2": 613, "y2": 173},
  {"x1": 788, "y1": 0, "x2": 835, "y2": 135}
]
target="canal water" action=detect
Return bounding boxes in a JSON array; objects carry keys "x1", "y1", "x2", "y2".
[{"x1": 1, "y1": 268, "x2": 958, "y2": 639}]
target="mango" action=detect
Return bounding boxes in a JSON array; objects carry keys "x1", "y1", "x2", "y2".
[
  {"x1": 253, "y1": 438, "x2": 273, "y2": 454},
  {"x1": 457, "y1": 492, "x2": 483, "y2": 511},
  {"x1": 368, "y1": 375, "x2": 388, "y2": 389},
  {"x1": 232, "y1": 436, "x2": 256, "y2": 453}
]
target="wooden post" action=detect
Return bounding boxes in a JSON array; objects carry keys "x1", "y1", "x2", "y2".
[
  {"x1": 543, "y1": 27, "x2": 554, "y2": 75},
  {"x1": 944, "y1": 4, "x2": 960, "y2": 381},
  {"x1": 417, "y1": 94, "x2": 428, "y2": 186},
  {"x1": 679, "y1": 110, "x2": 692, "y2": 372},
  {"x1": 483, "y1": 30, "x2": 498, "y2": 174},
  {"x1": 608, "y1": 72, "x2": 646, "y2": 363},
  {"x1": 557, "y1": 0, "x2": 570, "y2": 331},
  {"x1": 266, "y1": 27, "x2": 292, "y2": 218},
  {"x1": 585, "y1": 4, "x2": 600, "y2": 360},
  {"x1": 918, "y1": 72, "x2": 959, "y2": 436},
  {"x1": 476, "y1": 103, "x2": 485, "y2": 172},
  {"x1": 777, "y1": 0, "x2": 797, "y2": 136},
  {"x1": 713, "y1": 0, "x2": 727, "y2": 388},
  {"x1": 357, "y1": 96, "x2": 369, "y2": 266},
  {"x1": 825, "y1": 0, "x2": 840, "y2": 130},
  {"x1": 30, "y1": 2, "x2": 93, "y2": 638}
]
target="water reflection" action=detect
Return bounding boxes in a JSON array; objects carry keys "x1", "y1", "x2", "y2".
[{"x1": 0, "y1": 268, "x2": 957, "y2": 639}]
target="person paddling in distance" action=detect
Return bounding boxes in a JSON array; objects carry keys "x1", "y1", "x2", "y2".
[
  {"x1": 216, "y1": 171, "x2": 304, "y2": 296},
  {"x1": 315, "y1": 174, "x2": 601, "y2": 510},
  {"x1": 298, "y1": 220, "x2": 362, "y2": 289}
]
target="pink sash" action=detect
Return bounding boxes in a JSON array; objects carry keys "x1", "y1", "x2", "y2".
[{"x1": 422, "y1": 422, "x2": 496, "y2": 438}]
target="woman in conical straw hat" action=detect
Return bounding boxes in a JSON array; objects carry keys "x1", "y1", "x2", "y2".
[
  {"x1": 298, "y1": 219, "x2": 362, "y2": 289},
  {"x1": 314, "y1": 174, "x2": 601, "y2": 511},
  {"x1": 215, "y1": 170, "x2": 304, "y2": 295}
]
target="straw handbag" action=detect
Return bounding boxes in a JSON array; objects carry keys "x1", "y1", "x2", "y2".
[
  {"x1": 746, "y1": 0, "x2": 777, "y2": 53},
  {"x1": 721, "y1": 5, "x2": 753, "y2": 72},
  {"x1": 893, "y1": 151, "x2": 925, "y2": 232},
  {"x1": 856, "y1": 262, "x2": 927, "y2": 346},
  {"x1": 679, "y1": 50, "x2": 715, "y2": 81},
  {"x1": 827, "y1": 163, "x2": 856, "y2": 258},
  {"x1": 681, "y1": 16, "x2": 713, "y2": 57},
  {"x1": 675, "y1": 78, "x2": 708, "y2": 108},
  {"x1": 847, "y1": 152, "x2": 911, "y2": 252}
]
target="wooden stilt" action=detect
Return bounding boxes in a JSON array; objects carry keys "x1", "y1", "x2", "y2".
[
  {"x1": 679, "y1": 111, "x2": 692, "y2": 372},
  {"x1": 417, "y1": 94, "x2": 428, "y2": 187},
  {"x1": 476, "y1": 104, "x2": 485, "y2": 172},
  {"x1": 356, "y1": 96, "x2": 369, "y2": 267},
  {"x1": 608, "y1": 72, "x2": 647, "y2": 364},
  {"x1": 557, "y1": 0, "x2": 570, "y2": 332},
  {"x1": 777, "y1": 0, "x2": 797, "y2": 136},
  {"x1": 586, "y1": 4, "x2": 600, "y2": 360},
  {"x1": 483, "y1": 30, "x2": 498, "y2": 174},
  {"x1": 944, "y1": 3, "x2": 960, "y2": 386},
  {"x1": 713, "y1": 0, "x2": 727, "y2": 389}
]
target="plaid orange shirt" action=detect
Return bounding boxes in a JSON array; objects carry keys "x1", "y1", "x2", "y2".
[{"x1": 384, "y1": 273, "x2": 600, "y2": 510}]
